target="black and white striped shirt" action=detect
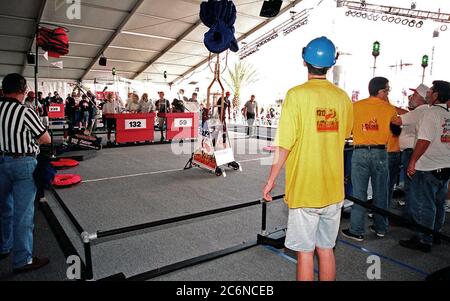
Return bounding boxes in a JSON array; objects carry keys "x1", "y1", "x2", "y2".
[{"x1": 0, "y1": 97, "x2": 46, "y2": 154}]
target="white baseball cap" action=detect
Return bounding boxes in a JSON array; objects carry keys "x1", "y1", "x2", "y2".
[{"x1": 409, "y1": 83, "x2": 429, "y2": 99}]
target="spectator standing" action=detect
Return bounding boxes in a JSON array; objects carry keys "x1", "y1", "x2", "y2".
[
  {"x1": 342, "y1": 77, "x2": 398, "y2": 241},
  {"x1": 263, "y1": 37, "x2": 353, "y2": 281},
  {"x1": 0, "y1": 73, "x2": 51, "y2": 273},
  {"x1": 399, "y1": 80, "x2": 450, "y2": 252},
  {"x1": 243, "y1": 95, "x2": 259, "y2": 136}
]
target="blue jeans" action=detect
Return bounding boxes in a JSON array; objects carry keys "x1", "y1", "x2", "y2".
[
  {"x1": 401, "y1": 149, "x2": 413, "y2": 219},
  {"x1": 0, "y1": 156, "x2": 37, "y2": 268},
  {"x1": 388, "y1": 152, "x2": 401, "y2": 207},
  {"x1": 349, "y1": 149, "x2": 389, "y2": 235},
  {"x1": 409, "y1": 171, "x2": 448, "y2": 245}
]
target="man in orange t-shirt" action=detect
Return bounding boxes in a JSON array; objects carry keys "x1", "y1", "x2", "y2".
[{"x1": 342, "y1": 77, "x2": 397, "y2": 241}]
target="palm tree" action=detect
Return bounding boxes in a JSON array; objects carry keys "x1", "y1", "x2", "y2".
[{"x1": 223, "y1": 61, "x2": 259, "y2": 109}]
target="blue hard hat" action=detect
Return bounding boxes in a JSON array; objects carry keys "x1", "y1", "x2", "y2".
[{"x1": 302, "y1": 36, "x2": 337, "y2": 68}]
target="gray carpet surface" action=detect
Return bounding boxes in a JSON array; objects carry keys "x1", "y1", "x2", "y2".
[{"x1": 3, "y1": 134, "x2": 449, "y2": 281}]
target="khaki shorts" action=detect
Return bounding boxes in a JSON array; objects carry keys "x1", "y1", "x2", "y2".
[{"x1": 285, "y1": 201, "x2": 343, "y2": 253}]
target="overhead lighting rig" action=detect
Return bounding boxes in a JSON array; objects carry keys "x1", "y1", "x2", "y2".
[
  {"x1": 341, "y1": 1, "x2": 450, "y2": 31},
  {"x1": 239, "y1": 9, "x2": 310, "y2": 60}
]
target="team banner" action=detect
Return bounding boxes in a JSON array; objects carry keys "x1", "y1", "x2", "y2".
[
  {"x1": 192, "y1": 118, "x2": 235, "y2": 171},
  {"x1": 68, "y1": 133, "x2": 102, "y2": 150}
]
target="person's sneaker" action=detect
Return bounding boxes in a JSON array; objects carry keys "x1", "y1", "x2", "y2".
[
  {"x1": 0, "y1": 252, "x2": 10, "y2": 260},
  {"x1": 397, "y1": 200, "x2": 406, "y2": 206},
  {"x1": 341, "y1": 229, "x2": 364, "y2": 242},
  {"x1": 399, "y1": 238, "x2": 431, "y2": 253},
  {"x1": 369, "y1": 225, "x2": 385, "y2": 238},
  {"x1": 13, "y1": 257, "x2": 50, "y2": 274},
  {"x1": 368, "y1": 212, "x2": 374, "y2": 219}
]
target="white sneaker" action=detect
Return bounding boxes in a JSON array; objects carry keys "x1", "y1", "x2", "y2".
[{"x1": 445, "y1": 200, "x2": 450, "y2": 213}]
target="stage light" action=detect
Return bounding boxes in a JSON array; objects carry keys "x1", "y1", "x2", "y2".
[
  {"x1": 421, "y1": 55, "x2": 429, "y2": 68},
  {"x1": 27, "y1": 52, "x2": 35, "y2": 64},
  {"x1": 99, "y1": 55, "x2": 107, "y2": 66},
  {"x1": 260, "y1": 0, "x2": 283, "y2": 18},
  {"x1": 372, "y1": 41, "x2": 380, "y2": 57}
]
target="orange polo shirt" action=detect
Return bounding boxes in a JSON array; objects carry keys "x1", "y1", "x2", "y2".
[{"x1": 352, "y1": 96, "x2": 397, "y2": 146}]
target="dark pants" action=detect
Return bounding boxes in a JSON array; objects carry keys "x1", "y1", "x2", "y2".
[
  {"x1": 401, "y1": 148, "x2": 413, "y2": 218},
  {"x1": 246, "y1": 112, "x2": 255, "y2": 135},
  {"x1": 409, "y1": 171, "x2": 449, "y2": 245},
  {"x1": 388, "y1": 151, "x2": 401, "y2": 207},
  {"x1": 0, "y1": 156, "x2": 37, "y2": 268}
]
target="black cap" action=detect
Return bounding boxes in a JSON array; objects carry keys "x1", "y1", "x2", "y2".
[{"x1": 368, "y1": 77, "x2": 389, "y2": 96}]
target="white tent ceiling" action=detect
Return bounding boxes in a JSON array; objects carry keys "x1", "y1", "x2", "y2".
[{"x1": 0, "y1": 0, "x2": 303, "y2": 84}]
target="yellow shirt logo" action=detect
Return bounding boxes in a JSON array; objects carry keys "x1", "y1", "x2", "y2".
[
  {"x1": 316, "y1": 108, "x2": 339, "y2": 132},
  {"x1": 362, "y1": 118, "x2": 379, "y2": 131}
]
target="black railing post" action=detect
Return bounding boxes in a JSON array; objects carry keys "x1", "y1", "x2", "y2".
[
  {"x1": 83, "y1": 242, "x2": 93, "y2": 280},
  {"x1": 261, "y1": 200, "x2": 268, "y2": 236},
  {"x1": 81, "y1": 232, "x2": 95, "y2": 280}
]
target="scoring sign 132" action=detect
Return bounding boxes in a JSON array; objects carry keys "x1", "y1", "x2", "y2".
[{"x1": 125, "y1": 119, "x2": 146, "y2": 129}]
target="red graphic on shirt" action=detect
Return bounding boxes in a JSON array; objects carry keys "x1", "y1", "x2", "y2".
[
  {"x1": 362, "y1": 119, "x2": 379, "y2": 131},
  {"x1": 316, "y1": 108, "x2": 339, "y2": 132},
  {"x1": 441, "y1": 118, "x2": 450, "y2": 143}
]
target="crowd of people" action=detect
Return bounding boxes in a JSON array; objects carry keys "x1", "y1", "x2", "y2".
[
  {"x1": 263, "y1": 36, "x2": 450, "y2": 281},
  {"x1": 0, "y1": 37, "x2": 449, "y2": 281}
]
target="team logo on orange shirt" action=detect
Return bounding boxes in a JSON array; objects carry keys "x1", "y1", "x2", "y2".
[
  {"x1": 362, "y1": 118, "x2": 379, "y2": 131},
  {"x1": 316, "y1": 108, "x2": 339, "y2": 132},
  {"x1": 441, "y1": 118, "x2": 450, "y2": 143}
]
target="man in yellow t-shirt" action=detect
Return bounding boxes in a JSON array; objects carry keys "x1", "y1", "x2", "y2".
[
  {"x1": 263, "y1": 36, "x2": 353, "y2": 281},
  {"x1": 341, "y1": 77, "x2": 397, "y2": 242}
]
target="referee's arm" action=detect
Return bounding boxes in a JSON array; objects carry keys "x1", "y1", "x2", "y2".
[
  {"x1": 37, "y1": 132, "x2": 51, "y2": 145},
  {"x1": 25, "y1": 108, "x2": 51, "y2": 145}
]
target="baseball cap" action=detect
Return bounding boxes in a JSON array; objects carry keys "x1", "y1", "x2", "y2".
[{"x1": 409, "y1": 84, "x2": 429, "y2": 99}]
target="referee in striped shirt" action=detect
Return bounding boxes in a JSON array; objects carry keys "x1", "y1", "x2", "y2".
[{"x1": 0, "y1": 73, "x2": 51, "y2": 273}]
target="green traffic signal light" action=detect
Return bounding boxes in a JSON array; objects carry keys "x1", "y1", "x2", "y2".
[
  {"x1": 421, "y1": 55, "x2": 429, "y2": 68},
  {"x1": 373, "y1": 41, "x2": 380, "y2": 52},
  {"x1": 372, "y1": 41, "x2": 380, "y2": 57}
]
